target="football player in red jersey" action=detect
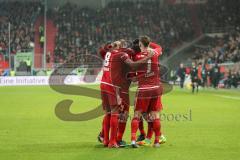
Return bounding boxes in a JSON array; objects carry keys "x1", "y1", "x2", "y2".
[
  {"x1": 100, "y1": 40, "x2": 155, "y2": 148},
  {"x1": 130, "y1": 36, "x2": 163, "y2": 148},
  {"x1": 131, "y1": 39, "x2": 150, "y2": 143},
  {"x1": 97, "y1": 41, "x2": 132, "y2": 147},
  {"x1": 97, "y1": 42, "x2": 114, "y2": 144}
]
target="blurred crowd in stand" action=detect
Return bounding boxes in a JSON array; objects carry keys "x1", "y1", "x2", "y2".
[
  {"x1": 0, "y1": 1, "x2": 42, "y2": 56},
  {"x1": 0, "y1": 0, "x2": 240, "y2": 83}
]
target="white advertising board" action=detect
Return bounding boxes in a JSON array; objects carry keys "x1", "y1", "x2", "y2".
[{"x1": 0, "y1": 75, "x2": 102, "y2": 86}]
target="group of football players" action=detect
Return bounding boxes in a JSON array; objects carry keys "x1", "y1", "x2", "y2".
[{"x1": 97, "y1": 36, "x2": 166, "y2": 148}]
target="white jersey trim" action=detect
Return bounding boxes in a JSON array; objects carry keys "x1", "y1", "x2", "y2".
[
  {"x1": 138, "y1": 85, "x2": 160, "y2": 90},
  {"x1": 100, "y1": 81, "x2": 121, "y2": 88}
]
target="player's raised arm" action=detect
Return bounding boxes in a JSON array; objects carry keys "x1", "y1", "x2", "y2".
[
  {"x1": 98, "y1": 47, "x2": 107, "y2": 59},
  {"x1": 149, "y1": 42, "x2": 162, "y2": 56},
  {"x1": 123, "y1": 50, "x2": 155, "y2": 70},
  {"x1": 98, "y1": 43, "x2": 113, "y2": 59}
]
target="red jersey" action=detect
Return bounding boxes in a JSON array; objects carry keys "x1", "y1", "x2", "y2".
[
  {"x1": 99, "y1": 44, "x2": 113, "y2": 59},
  {"x1": 133, "y1": 42, "x2": 163, "y2": 97},
  {"x1": 101, "y1": 48, "x2": 133, "y2": 94}
]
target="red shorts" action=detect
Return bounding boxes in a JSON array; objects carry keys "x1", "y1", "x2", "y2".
[
  {"x1": 134, "y1": 95, "x2": 162, "y2": 113},
  {"x1": 100, "y1": 83, "x2": 129, "y2": 112}
]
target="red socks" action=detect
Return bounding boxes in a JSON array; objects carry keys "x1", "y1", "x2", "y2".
[
  {"x1": 146, "y1": 122, "x2": 153, "y2": 139},
  {"x1": 117, "y1": 122, "x2": 126, "y2": 142},
  {"x1": 139, "y1": 119, "x2": 146, "y2": 136},
  {"x1": 105, "y1": 114, "x2": 161, "y2": 144},
  {"x1": 109, "y1": 114, "x2": 119, "y2": 144},
  {"x1": 152, "y1": 119, "x2": 161, "y2": 144},
  {"x1": 103, "y1": 114, "x2": 110, "y2": 145},
  {"x1": 131, "y1": 117, "x2": 139, "y2": 141}
]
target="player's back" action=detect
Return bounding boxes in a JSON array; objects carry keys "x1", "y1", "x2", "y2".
[
  {"x1": 133, "y1": 43, "x2": 162, "y2": 98},
  {"x1": 135, "y1": 53, "x2": 160, "y2": 85},
  {"x1": 100, "y1": 47, "x2": 121, "y2": 95},
  {"x1": 110, "y1": 48, "x2": 132, "y2": 92},
  {"x1": 101, "y1": 48, "x2": 132, "y2": 93},
  {"x1": 134, "y1": 43, "x2": 162, "y2": 88}
]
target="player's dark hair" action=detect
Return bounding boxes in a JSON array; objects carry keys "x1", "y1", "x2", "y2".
[
  {"x1": 139, "y1": 36, "x2": 151, "y2": 47},
  {"x1": 131, "y1": 39, "x2": 141, "y2": 53}
]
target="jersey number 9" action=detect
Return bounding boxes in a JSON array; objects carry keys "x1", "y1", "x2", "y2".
[{"x1": 104, "y1": 52, "x2": 111, "y2": 67}]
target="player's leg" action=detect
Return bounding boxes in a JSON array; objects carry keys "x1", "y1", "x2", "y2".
[
  {"x1": 137, "y1": 113, "x2": 152, "y2": 146},
  {"x1": 137, "y1": 112, "x2": 153, "y2": 146},
  {"x1": 103, "y1": 111, "x2": 111, "y2": 146},
  {"x1": 108, "y1": 105, "x2": 120, "y2": 148},
  {"x1": 103, "y1": 87, "x2": 121, "y2": 148},
  {"x1": 100, "y1": 91, "x2": 111, "y2": 146},
  {"x1": 150, "y1": 96, "x2": 163, "y2": 147},
  {"x1": 131, "y1": 110, "x2": 142, "y2": 148},
  {"x1": 143, "y1": 113, "x2": 154, "y2": 141},
  {"x1": 117, "y1": 92, "x2": 129, "y2": 146},
  {"x1": 192, "y1": 79, "x2": 197, "y2": 93},
  {"x1": 147, "y1": 111, "x2": 166, "y2": 145},
  {"x1": 192, "y1": 82, "x2": 195, "y2": 93},
  {"x1": 97, "y1": 117, "x2": 104, "y2": 143},
  {"x1": 139, "y1": 114, "x2": 166, "y2": 146},
  {"x1": 117, "y1": 110, "x2": 128, "y2": 147},
  {"x1": 131, "y1": 95, "x2": 149, "y2": 148},
  {"x1": 137, "y1": 116, "x2": 146, "y2": 142},
  {"x1": 146, "y1": 120, "x2": 154, "y2": 140},
  {"x1": 149, "y1": 111, "x2": 161, "y2": 147},
  {"x1": 196, "y1": 80, "x2": 200, "y2": 93},
  {"x1": 180, "y1": 78, "x2": 184, "y2": 88}
]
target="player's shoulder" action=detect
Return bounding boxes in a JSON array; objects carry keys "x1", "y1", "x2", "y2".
[
  {"x1": 116, "y1": 48, "x2": 130, "y2": 56},
  {"x1": 111, "y1": 49, "x2": 118, "y2": 54},
  {"x1": 108, "y1": 50, "x2": 120, "y2": 58},
  {"x1": 118, "y1": 48, "x2": 134, "y2": 55}
]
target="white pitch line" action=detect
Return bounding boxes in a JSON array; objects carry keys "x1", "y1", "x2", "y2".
[{"x1": 214, "y1": 94, "x2": 240, "y2": 100}]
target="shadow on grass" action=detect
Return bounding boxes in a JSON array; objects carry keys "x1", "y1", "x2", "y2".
[{"x1": 16, "y1": 142, "x2": 171, "y2": 153}]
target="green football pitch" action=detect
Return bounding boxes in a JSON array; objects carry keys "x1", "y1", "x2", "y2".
[{"x1": 0, "y1": 85, "x2": 240, "y2": 160}]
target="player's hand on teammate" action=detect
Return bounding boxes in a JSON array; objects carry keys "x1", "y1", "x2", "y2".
[{"x1": 147, "y1": 48, "x2": 155, "y2": 57}]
